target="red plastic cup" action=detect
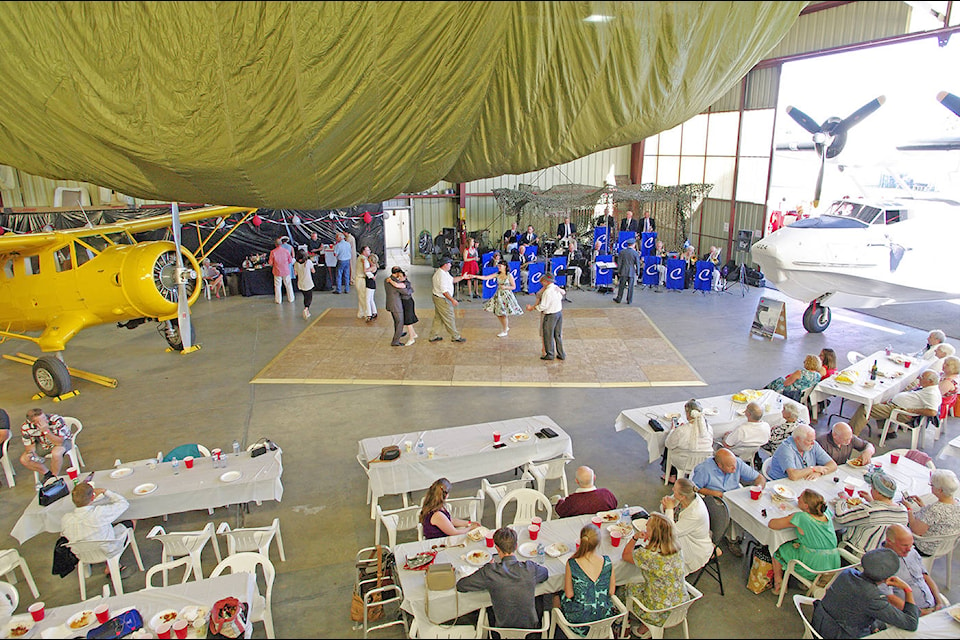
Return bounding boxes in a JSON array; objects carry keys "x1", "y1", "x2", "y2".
[
  {"x1": 492, "y1": 431, "x2": 501, "y2": 443},
  {"x1": 591, "y1": 516, "x2": 602, "y2": 528},
  {"x1": 528, "y1": 524, "x2": 540, "y2": 541},
  {"x1": 184, "y1": 456, "x2": 194, "y2": 469},
  {"x1": 94, "y1": 604, "x2": 109, "y2": 624},
  {"x1": 904, "y1": 360, "x2": 912, "y2": 369},
  {"x1": 750, "y1": 486, "x2": 762, "y2": 500},
  {"x1": 67, "y1": 467, "x2": 79, "y2": 481},
  {"x1": 156, "y1": 622, "x2": 172, "y2": 640},
  {"x1": 844, "y1": 486, "x2": 854, "y2": 497},
  {"x1": 172, "y1": 619, "x2": 189, "y2": 640},
  {"x1": 28, "y1": 602, "x2": 44, "y2": 622},
  {"x1": 890, "y1": 453, "x2": 900, "y2": 464},
  {"x1": 610, "y1": 530, "x2": 622, "y2": 547},
  {"x1": 531, "y1": 517, "x2": 542, "y2": 527},
  {"x1": 485, "y1": 532, "x2": 494, "y2": 548}
]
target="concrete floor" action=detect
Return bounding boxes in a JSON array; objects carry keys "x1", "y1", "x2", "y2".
[{"x1": 1, "y1": 264, "x2": 957, "y2": 638}]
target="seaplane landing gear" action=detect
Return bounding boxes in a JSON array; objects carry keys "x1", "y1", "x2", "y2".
[{"x1": 802, "y1": 301, "x2": 831, "y2": 333}]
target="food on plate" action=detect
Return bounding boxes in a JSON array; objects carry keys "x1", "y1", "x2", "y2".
[
  {"x1": 949, "y1": 605, "x2": 960, "y2": 622},
  {"x1": 703, "y1": 407, "x2": 719, "y2": 416},
  {"x1": 732, "y1": 389, "x2": 762, "y2": 403},
  {"x1": 835, "y1": 370, "x2": 858, "y2": 385},
  {"x1": 465, "y1": 550, "x2": 491, "y2": 565},
  {"x1": 607, "y1": 523, "x2": 633, "y2": 538},
  {"x1": 847, "y1": 497, "x2": 864, "y2": 507},
  {"x1": 8, "y1": 621, "x2": 32, "y2": 638},
  {"x1": 517, "y1": 542, "x2": 539, "y2": 558},
  {"x1": 597, "y1": 510, "x2": 620, "y2": 523},
  {"x1": 467, "y1": 526, "x2": 490, "y2": 542},
  {"x1": 546, "y1": 542, "x2": 570, "y2": 557},
  {"x1": 771, "y1": 484, "x2": 797, "y2": 501},
  {"x1": 68, "y1": 611, "x2": 95, "y2": 629},
  {"x1": 510, "y1": 432, "x2": 531, "y2": 442},
  {"x1": 159, "y1": 611, "x2": 178, "y2": 625},
  {"x1": 847, "y1": 458, "x2": 866, "y2": 467},
  {"x1": 404, "y1": 552, "x2": 435, "y2": 569}
]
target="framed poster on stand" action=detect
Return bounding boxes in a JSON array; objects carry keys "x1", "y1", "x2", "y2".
[{"x1": 751, "y1": 296, "x2": 787, "y2": 340}]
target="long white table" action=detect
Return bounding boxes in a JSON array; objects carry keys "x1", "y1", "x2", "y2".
[
  {"x1": 614, "y1": 389, "x2": 807, "y2": 465},
  {"x1": 22, "y1": 573, "x2": 258, "y2": 639},
  {"x1": 12, "y1": 450, "x2": 284, "y2": 544},
  {"x1": 867, "y1": 604, "x2": 960, "y2": 638},
  {"x1": 809, "y1": 350, "x2": 929, "y2": 421},
  {"x1": 359, "y1": 416, "x2": 573, "y2": 519},
  {"x1": 393, "y1": 510, "x2": 646, "y2": 623},
  {"x1": 936, "y1": 433, "x2": 960, "y2": 461},
  {"x1": 723, "y1": 452, "x2": 931, "y2": 551}
]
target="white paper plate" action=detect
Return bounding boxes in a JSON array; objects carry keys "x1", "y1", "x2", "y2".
[
  {"x1": 632, "y1": 518, "x2": 648, "y2": 534},
  {"x1": 466, "y1": 526, "x2": 491, "y2": 542},
  {"x1": 464, "y1": 550, "x2": 491, "y2": 566},
  {"x1": 607, "y1": 523, "x2": 632, "y2": 538},
  {"x1": 771, "y1": 484, "x2": 797, "y2": 500},
  {"x1": 947, "y1": 604, "x2": 960, "y2": 623},
  {"x1": 703, "y1": 407, "x2": 719, "y2": 416},
  {"x1": 595, "y1": 510, "x2": 620, "y2": 523},
  {"x1": 149, "y1": 609, "x2": 179, "y2": 631},
  {"x1": 178, "y1": 605, "x2": 208, "y2": 624},
  {"x1": 510, "y1": 432, "x2": 531, "y2": 442},
  {"x1": 109, "y1": 467, "x2": 133, "y2": 479},
  {"x1": 4, "y1": 615, "x2": 35, "y2": 639},
  {"x1": 219, "y1": 471, "x2": 242, "y2": 483},
  {"x1": 66, "y1": 610, "x2": 96, "y2": 632},
  {"x1": 545, "y1": 542, "x2": 570, "y2": 557},
  {"x1": 517, "y1": 542, "x2": 539, "y2": 558},
  {"x1": 133, "y1": 482, "x2": 157, "y2": 496}
]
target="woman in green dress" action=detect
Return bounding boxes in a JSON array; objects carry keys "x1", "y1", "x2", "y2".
[
  {"x1": 469, "y1": 260, "x2": 523, "y2": 337},
  {"x1": 554, "y1": 524, "x2": 615, "y2": 635},
  {"x1": 767, "y1": 488, "x2": 840, "y2": 594},
  {"x1": 621, "y1": 513, "x2": 686, "y2": 637}
]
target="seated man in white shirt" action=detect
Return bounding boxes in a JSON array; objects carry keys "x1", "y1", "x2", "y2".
[
  {"x1": 878, "y1": 524, "x2": 944, "y2": 616},
  {"x1": 61, "y1": 482, "x2": 136, "y2": 576},
  {"x1": 917, "y1": 329, "x2": 946, "y2": 360},
  {"x1": 848, "y1": 370, "x2": 942, "y2": 437},
  {"x1": 721, "y1": 402, "x2": 770, "y2": 462}
]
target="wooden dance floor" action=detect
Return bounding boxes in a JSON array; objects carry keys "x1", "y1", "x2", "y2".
[{"x1": 252, "y1": 307, "x2": 704, "y2": 388}]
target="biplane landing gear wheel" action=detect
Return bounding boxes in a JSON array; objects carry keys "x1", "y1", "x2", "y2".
[
  {"x1": 158, "y1": 319, "x2": 197, "y2": 352},
  {"x1": 32, "y1": 356, "x2": 73, "y2": 396},
  {"x1": 802, "y1": 302, "x2": 831, "y2": 333}
]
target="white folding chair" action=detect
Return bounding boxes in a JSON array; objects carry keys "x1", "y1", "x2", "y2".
[
  {"x1": 65, "y1": 528, "x2": 144, "y2": 601},
  {"x1": 216, "y1": 518, "x2": 285, "y2": 563},
  {"x1": 524, "y1": 454, "x2": 573, "y2": 499},
  {"x1": 761, "y1": 456, "x2": 773, "y2": 480},
  {"x1": 793, "y1": 595, "x2": 823, "y2": 639},
  {"x1": 211, "y1": 552, "x2": 276, "y2": 639},
  {"x1": 375, "y1": 504, "x2": 423, "y2": 548},
  {"x1": 477, "y1": 608, "x2": 549, "y2": 639},
  {"x1": 0, "y1": 549, "x2": 39, "y2": 599},
  {"x1": 916, "y1": 532, "x2": 959, "y2": 590},
  {"x1": 626, "y1": 581, "x2": 703, "y2": 639},
  {"x1": 551, "y1": 593, "x2": 628, "y2": 638},
  {"x1": 33, "y1": 416, "x2": 84, "y2": 485},
  {"x1": 408, "y1": 615, "x2": 476, "y2": 638},
  {"x1": 144, "y1": 556, "x2": 194, "y2": 589},
  {"x1": 879, "y1": 407, "x2": 927, "y2": 450},
  {"x1": 1, "y1": 429, "x2": 16, "y2": 488},
  {"x1": 481, "y1": 472, "x2": 534, "y2": 522},
  {"x1": 494, "y1": 488, "x2": 552, "y2": 528},
  {"x1": 146, "y1": 522, "x2": 222, "y2": 585},
  {"x1": 775, "y1": 553, "x2": 860, "y2": 608},
  {"x1": 444, "y1": 490, "x2": 484, "y2": 525},
  {"x1": 664, "y1": 449, "x2": 712, "y2": 485},
  {"x1": 0, "y1": 581, "x2": 18, "y2": 617}
]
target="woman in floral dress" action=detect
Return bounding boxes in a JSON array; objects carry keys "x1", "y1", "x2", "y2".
[
  {"x1": 469, "y1": 260, "x2": 523, "y2": 337},
  {"x1": 621, "y1": 513, "x2": 686, "y2": 637}
]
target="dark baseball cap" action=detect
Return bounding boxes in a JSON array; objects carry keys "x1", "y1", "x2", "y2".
[{"x1": 439, "y1": 258, "x2": 453, "y2": 267}]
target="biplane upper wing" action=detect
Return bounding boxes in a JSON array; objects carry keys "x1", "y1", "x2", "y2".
[{"x1": 0, "y1": 205, "x2": 255, "y2": 254}]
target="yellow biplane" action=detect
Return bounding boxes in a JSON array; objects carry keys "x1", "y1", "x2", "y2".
[{"x1": 0, "y1": 204, "x2": 256, "y2": 397}]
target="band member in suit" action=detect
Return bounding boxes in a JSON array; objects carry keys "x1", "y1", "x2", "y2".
[
  {"x1": 556, "y1": 216, "x2": 577, "y2": 240},
  {"x1": 619, "y1": 210, "x2": 639, "y2": 232},
  {"x1": 613, "y1": 237, "x2": 642, "y2": 304},
  {"x1": 521, "y1": 225, "x2": 538, "y2": 249},
  {"x1": 503, "y1": 222, "x2": 520, "y2": 252},
  {"x1": 640, "y1": 210, "x2": 656, "y2": 233}
]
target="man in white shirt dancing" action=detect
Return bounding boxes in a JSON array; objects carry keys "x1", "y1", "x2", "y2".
[{"x1": 526, "y1": 271, "x2": 565, "y2": 361}]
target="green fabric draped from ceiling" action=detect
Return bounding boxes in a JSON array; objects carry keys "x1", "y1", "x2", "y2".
[{"x1": 0, "y1": 1, "x2": 807, "y2": 209}]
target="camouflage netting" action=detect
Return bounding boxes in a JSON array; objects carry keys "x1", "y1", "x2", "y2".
[{"x1": 492, "y1": 183, "x2": 713, "y2": 251}]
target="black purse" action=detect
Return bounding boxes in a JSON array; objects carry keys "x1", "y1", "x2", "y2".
[
  {"x1": 648, "y1": 418, "x2": 665, "y2": 432},
  {"x1": 39, "y1": 478, "x2": 70, "y2": 506}
]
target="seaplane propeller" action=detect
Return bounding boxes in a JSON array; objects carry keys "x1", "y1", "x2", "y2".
[{"x1": 784, "y1": 96, "x2": 886, "y2": 207}]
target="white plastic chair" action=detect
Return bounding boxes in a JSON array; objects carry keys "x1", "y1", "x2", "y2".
[
  {"x1": 211, "y1": 552, "x2": 276, "y2": 639},
  {"x1": 775, "y1": 551, "x2": 860, "y2": 608},
  {"x1": 663, "y1": 449, "x2": 712, "y2": 485},
  {"x1": 445, "y1": 490, "x2": 485, "y2": 524},
  {"x1": 551, "y1": 593, "x2": 628, "y2": 638},
  {"x1": 626, "y1": 581, "x2": 703, "y2": 639},
  {"x1": 144, "y1": 556, "x2": 194, "y2": 589},
  {"x1": 477, "y1": 608, "x2": 549, "y2": 639},
  {"x1": 375, "y1": 504, "x2": 423, "y2": 548},
  {"x1": 847, "y1": 351, "x2": 866, "y2": 366},
  {"x1": 916, "y1": 532, "x2": 959, "y2": 589},
  {"x1": 494, "y1": 488, "x2": 552, "y2": 528},
  {"x1": 1, "y1": 429, "x2": 16, "y2": 488},
  {"x1": 761, "y1": 456, "x2": 773, "y2": 480},
  {"x1": 481, "y1": 472, "x2": 534, "y2": 522},
  {"x1": 65, "y1": 527, "x2": 144, "y2": 601},
  {"x1": 32, "y1": 416, "x2": 84, "y2": 485},
  {"x1": 216, "y1": 518, "x2": 285, "y2": 563},
  {"x1": 0, "y1": 581, "x2": 18, "y2": 617},
  {"x1": 408, "y1": 615, "x2": 476, "y2": 638},
  {"x1": 793, "y1": 595, "x2": 823, "y2": 639},
  {"x1": 0, "y1": 549, "x2": 39, "y2": 599},
  {"x1": 146, "y1": 522, "x2": 222, "y2": 585},
  {"x1": 886, "y1": 448, "x2": 936, "y2": 470},
  {"x1": 729, "y1": 444, "x2": 762, "y2": 470},
  {"x1": 524, "y1": 454, "x2": 573, "y2": 499},
  {"x1": 879, "y1": 407, "x2": 927, "y2": 449}
]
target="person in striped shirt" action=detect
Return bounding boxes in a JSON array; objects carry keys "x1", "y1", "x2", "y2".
[{"x1": 834, "y1": 470, "x2": 908, "y2": 553}]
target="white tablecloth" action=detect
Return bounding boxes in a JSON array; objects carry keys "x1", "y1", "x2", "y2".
[
  {"x1": 393, "y1": 510, "x2": 647, "y2": 622},
  {"x1": 30, "y1": 573, "x2": 257, "y2": 639},
  {"x1": 867, "y1": 605, "x2": 960, "y2": 638},
  {"x1": 809, "y1": 351, "x2": 929, "y2": 421},
  {"x1": 936, "y1": 434, "x2": 960, "y2": 461},
  {"x1": 359, "y1": 416, "x2": 573, "y2": 518},
  {"x1": 723, "y1": 452, "x2": 931, "y2": 551},
  {"x1": 614, "y1": 389, "x2": 807, "y2": 465},
  {"x1": 11, "y1": 451, "x2": 284, "y2": 544}
]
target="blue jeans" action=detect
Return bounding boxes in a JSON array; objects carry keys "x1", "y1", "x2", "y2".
[{"x1": 336, "y1": 260, "x2": 351, "y2": 293}]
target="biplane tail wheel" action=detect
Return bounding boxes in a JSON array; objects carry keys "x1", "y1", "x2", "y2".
[
  {"x1": 802, "y1": 302, "x2": 831, "y2": 333},
  {"x1": 33, "y1": 356, "x2": 73, "y2": 396}
]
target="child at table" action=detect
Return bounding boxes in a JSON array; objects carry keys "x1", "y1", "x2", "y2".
[{"x1": 767, "y1": 488, "x2": 840, "y2": 594}]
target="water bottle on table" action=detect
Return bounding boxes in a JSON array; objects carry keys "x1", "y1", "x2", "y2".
[
  {"x1": 536, "y1": 543, "x2": 545, "y2": 564},
  {"x1": 416, "y1": 436, "x2": 426, "y2": 458},
  {"x1": 232, "y1": 440, "x2": 241, "y2": 456},
  {"x1": 172, "y1": 457, "x2": 180, "y2": 475},
  {"x1": 621, "y1": 504, "x2": 630, "y2": 524}
]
